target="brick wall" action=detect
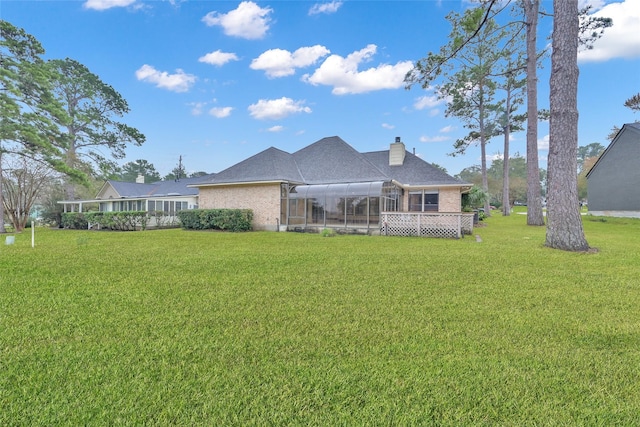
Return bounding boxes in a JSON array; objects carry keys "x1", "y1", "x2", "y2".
[
  {"x1": 198, "y1": 183, "x2": 281, "y2": 231},
  {"x1": 438, "y1": 188, "x2": 461, "y2": 212},
  {"x1": 399, "y1": 188, "x2": 462, "y2": 212}
]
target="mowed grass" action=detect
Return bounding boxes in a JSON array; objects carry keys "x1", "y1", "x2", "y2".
[{"x1": 1, "y1": 213, "x2": 640, "y2": 425}]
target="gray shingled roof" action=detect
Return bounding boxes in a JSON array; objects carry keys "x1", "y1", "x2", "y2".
[
  {"x1": 293, "y1": 136, "x2": 388, "y2": 184},
  {"x1": 202, "y1": 147, "x2": 304, "y2": 185},
  {"x1": 108, "y1": 181, "x2": 158, "y2": 198},
  {"x1": 196, "y1": 136, "x2": 468, "y2": 187},
  {"x1": 363, "y1": 150, "x2": 466, "y2": 186},
  {"x1": 107, "y1": 175, "x2": 213, "y2": 198}
]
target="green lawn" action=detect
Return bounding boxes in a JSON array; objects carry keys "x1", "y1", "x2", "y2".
[{"x1": 1, "y1": 213, "x2": 640, "y2": 425}]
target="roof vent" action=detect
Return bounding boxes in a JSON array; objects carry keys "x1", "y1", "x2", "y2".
[{"x1": 389, "y1": 137, "x2": 406, "y2": 166}]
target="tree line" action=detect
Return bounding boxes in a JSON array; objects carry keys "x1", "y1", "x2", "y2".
[
  {"x1": 1, "y1": 20, "x2": 146, "y2": 232},
  {"x1": 1, "y1": 21, "x2": 211, "y2": 232},
  {"x1": 405, "y1": 0, "x2": 634, "y2": 251},
  {"x1": 456, "y1": 140, "x2": 607, "y2": 210}
]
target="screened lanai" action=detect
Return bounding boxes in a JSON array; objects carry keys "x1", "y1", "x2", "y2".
[{"x1": 282, "y1": 181, "x2": 402, "y2": 230}]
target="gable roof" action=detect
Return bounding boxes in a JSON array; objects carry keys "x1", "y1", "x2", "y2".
[
  {"x1": 98, "y1": 175, "x2": 213, "y2": 199},
  {"x1": 586, "y1": 122, "x2": 640, "y2": 179},
  {"x1": 195, "y1": 136, "x2": 468, "y2": 188}
]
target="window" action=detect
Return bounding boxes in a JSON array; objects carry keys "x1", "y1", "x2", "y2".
[
  {"x1": 409, "y1": 191, "x2": 439, "y2": 212},
  {"x1": 424, "y1": 193, "x2": 438, "y2": 211},
  {"x1": 409, "y1": 192, "x2": 422, "y2": 212}
]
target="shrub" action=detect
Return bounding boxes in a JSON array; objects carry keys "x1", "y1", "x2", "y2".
[
  {"x1": 63, "y1": 211, "x2": 148, "y2": 231},
  {"x1": 62, "y1": 212, "x2": 89, "y2": 229},
  {"x1": 177, "y1": 209, "x2": 253, "y2": 232},
  {"x1": 321, "y1": 228, "x2": 336, "y2": 237}
]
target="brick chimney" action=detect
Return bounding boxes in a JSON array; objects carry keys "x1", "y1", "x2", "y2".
[
  {"x1": 136, "y1": 174, "x2": 145, "y2": 184},
  {"x1": 389, "y1": 136, "x2": 406, "y2": 166}
]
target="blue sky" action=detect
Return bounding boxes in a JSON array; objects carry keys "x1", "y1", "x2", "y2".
[{"x1": 3, "y1": 0, "x2": 640, "y2": 177}]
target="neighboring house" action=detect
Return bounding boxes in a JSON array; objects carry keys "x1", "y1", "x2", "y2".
[
  {"x1": 193, "y1": 136, "x2": 473, "y2": 237},
  {"x1": 586, "y1": 123, "x2": 640, "y2": 218},
  {"x1": 59, "y1": 174, "x2": 212, "y2": 227}
]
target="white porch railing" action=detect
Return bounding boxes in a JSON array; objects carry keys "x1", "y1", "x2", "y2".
[{"x1": 380, "y1": 212, "x2": 475, "y2": 239}]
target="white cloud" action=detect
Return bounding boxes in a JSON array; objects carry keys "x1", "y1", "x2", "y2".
[
  {"x1": 579, "y1": 0, "x2": 606, "y2": 11},
  {"x1": 251, "y1": 45, "x2": 330, "y2": 78},
  {"x1": 382, "y1": 123, "x2": 395, "y2": 130},
  {"x1": 309, "y1": 1, "x2": 343, "y2": 15},
  {"x1": 198, "y1": 50, "x2": 239, "y2": 66},
  {"x1": 202, "y1": 1, "x2": 272, "y2": 40},
  {"x1": 189, "y1": 101, "x2": 206, "y2": 116},
  {"x1": 538, "y1": 134, "x2": 549, "y2": 150},
  {"x1": 578, "y1": 0, "x2": 640, "y2": 62},
  {"x1": 209, "y1": 106, "x2": 233, "y2": 118},
  {"x1": 83, "y1": 0, "x2": 136, "y2": 10},
  {"x1": 267, "y1": 125, "x2": 285, "y2": 132},
  {"x1": 420, "y1": 135, "x2": 450, "y2": 143},
  {"x1": 414, "y1": 95, "x2": 443, "y2": 110},
  {"x1": 439, "y1": 125, "x2": 455, "y2": 133},
  {"x1": 135, "y1": 64, "x2": 196, "y2": 92},
  {"x1": 302, "y1": 44, "x2": 413, "y2": 95},
  {"x1": 248, "y1": 97, "x2": 312, "y2": 120}
]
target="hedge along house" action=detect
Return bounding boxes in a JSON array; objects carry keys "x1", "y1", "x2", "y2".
[
  {"x1": 58, "y1": 174, "x2": 212, "y2": 227},
  {"x1": 586, "y1": 123, "x2": 640, "y2": 218},
  {"x1": 193, "y1": 136, "x2": 474, "y2": 237}
]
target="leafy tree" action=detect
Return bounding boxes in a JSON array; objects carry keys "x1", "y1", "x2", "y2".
[
  {"x1": 461, "y1": 185, "x2": 489, "y2": 211},
  {"x1": 407, "y1": 5, "x2": 533, "y2": 217},
  {"x1": 545, "y1": 0, "x2": 589, "y2": 251},
  {"x1": 189, "y1": 171, "x2": 209, "y2": 178},
  {"x1": 47, "y1": 58, "x2": 146, "y2": 199},
  {"x1": 455, "y1": 165, "x2": 482, "y2": 185},
  {"x1": 487, "y1": 155, "x2": 529, "y2": 208},
  {"x1": 119, "y1": 159, "x2": 161, "y2": 183},
  {"x1": 577, "y1": 142, "x2": 605, "y2": 173},
  {"x1": 1, "y1": 155, "x2": 55, "y2": 231},
  {"x1": 0, "y1": 20, "x2": 82, "y2": 232},
  {"x1": 577, "y1": 155, "x2": 599, "y2": 201},
  {"x1": 417, "y1": 9, "x2": 510, "y2": 216},
  {"x1": 38, "y1": 177, "x2": 66, "y2": 227}
]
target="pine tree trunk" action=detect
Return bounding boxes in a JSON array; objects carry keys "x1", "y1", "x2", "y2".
[
  {"x1": 479, "y1": 84, "x2": 491, "y2": 217},
  {"x1": 502, "y1": 84, "x2": 511, "y2": 217},
  {"x1": 545, "y1": 0, "x2": 589, "y2": 251},
  {"x1": 524, "y1": 0, "x2": 545, "y2": 226},
  {"x1": 0, "y1": 151, "x2": 6, "y2": 233},
  {"x1": 502, "y1": 128, "x2": 510, "y2": 216}
]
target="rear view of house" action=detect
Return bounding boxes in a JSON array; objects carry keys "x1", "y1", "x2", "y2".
[{"x1": 194, "y1": 136, "x2": 473, "y2": 236}]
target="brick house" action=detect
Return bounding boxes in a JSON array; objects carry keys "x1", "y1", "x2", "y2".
[{"x1": 193, "y1": 136, "x2": 473, "y2": 237}]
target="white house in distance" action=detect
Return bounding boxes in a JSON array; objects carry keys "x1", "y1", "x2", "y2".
[{"x1": 59, "y1": 174, "x2": 210, "y2": 226}]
